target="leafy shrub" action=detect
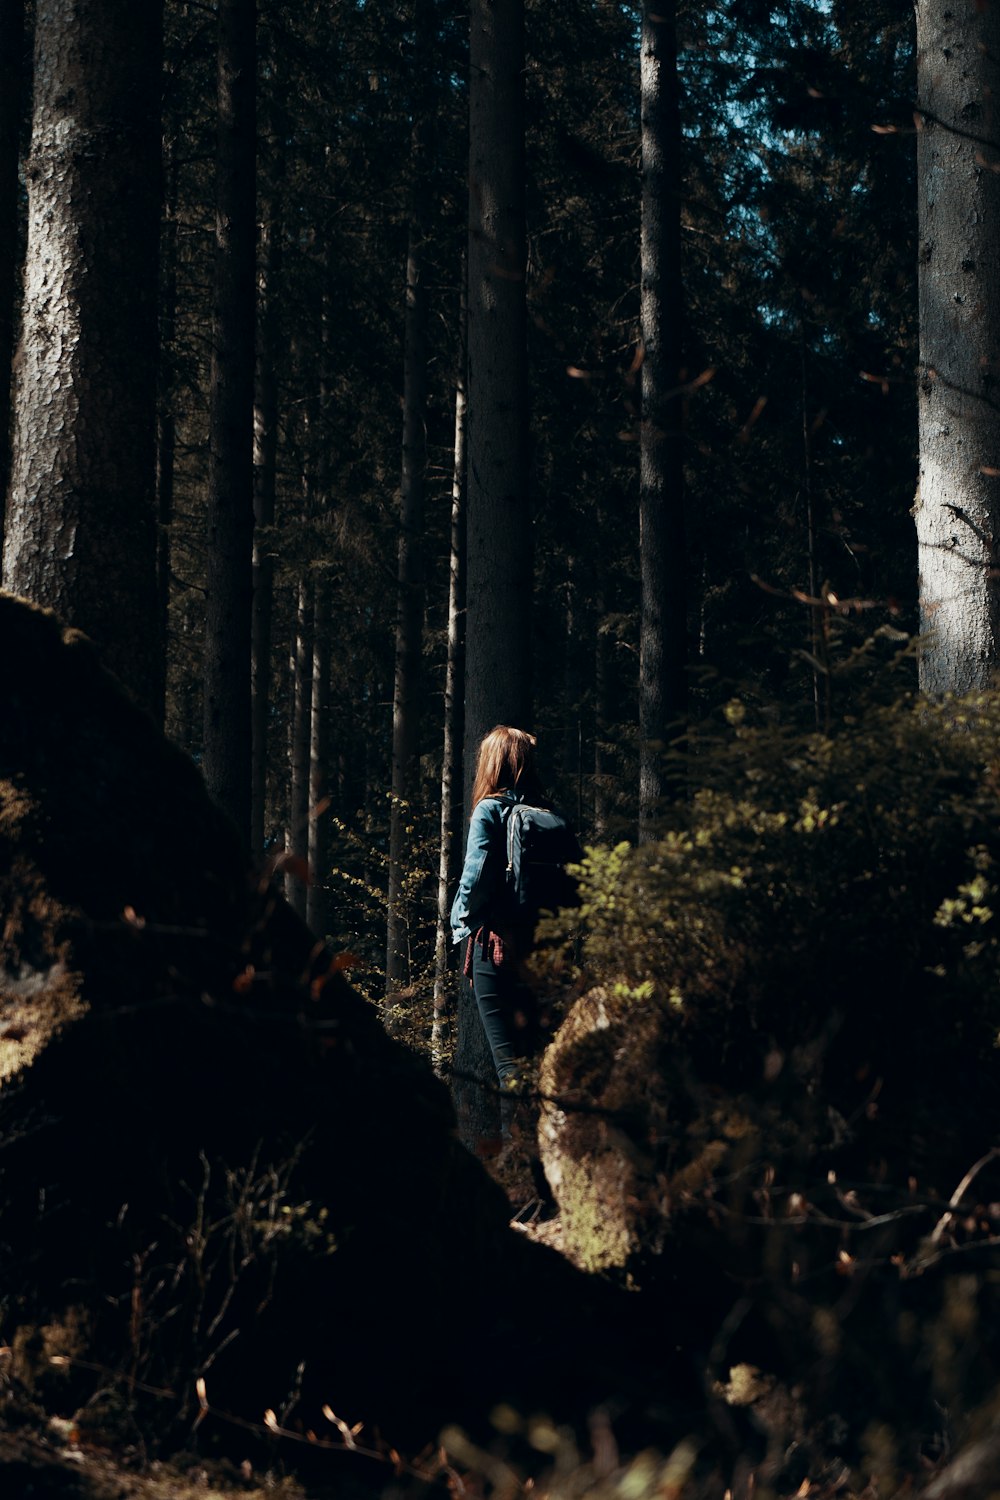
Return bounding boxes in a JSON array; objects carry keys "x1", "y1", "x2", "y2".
[
  {"x1": 552, "y1": 691, "x2": 1000, "y2": 1110},
  {"x1": 535, "y1": 693, "x2": 1000, "y2": 1484}
]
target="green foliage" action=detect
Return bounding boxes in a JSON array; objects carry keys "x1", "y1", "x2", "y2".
[
  {"x1": 321, "y1": 781, "x2": 446, "y2": 1020},
  {"x1": 536, "y1": 690, "x2": 1000, "y2": 1486},
  {"x1": 557, "y1": 690, "x2": 1000, "y2": 1089}
]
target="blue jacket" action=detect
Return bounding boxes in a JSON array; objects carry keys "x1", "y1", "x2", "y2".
[{"x1": 450, "y1": 790, "x2": 523, "y2": 944}]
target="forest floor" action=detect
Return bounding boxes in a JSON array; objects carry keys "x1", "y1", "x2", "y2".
[
  {"x1": 0, "y1": 1424, "x2": 309, "y2": 1500},
  {"x1": 0, "y1": 1176, "x2": 567, "y2": 1500}
]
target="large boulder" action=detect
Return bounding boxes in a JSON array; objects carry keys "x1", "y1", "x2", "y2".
[
  {"x1": 538, "y1": 986, "x2": 668, "y2": 1275},
  {"x1": 0, "y1": 594, "x2": 662, "y2": 1456}
]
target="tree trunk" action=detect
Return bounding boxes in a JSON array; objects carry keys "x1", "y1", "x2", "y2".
[
  {"x1": 564, "y1": 556, "x2": 584, "y2": 827},
  {"x1": 386, "y1": 5, "x2": 432, "y2": 999},
  {"x1": 0, "y1": 0, "x2": 26, "y2": 545},
  {"x1": 464, "y1": 0, "x2": 531, "y2": 756},
  {"x1": 638, "y1": 0, "x2": 685, "y2": 839},
  {"x1": 251, "y1": 162, "x2": 284, "y2": 862},
  {"x1": 433, "y1": 303, "x2": 467, "y2": 1072},
  {"x1": 594, "y1": 588, "x2": 612, "y2": 840},
  {"x1": 203, "y1": 0, "x2": 256, "y2": 839},
  {"x1": 3, "y1": 0, "x2": 162, "y2": 712},
  {"x1": 285, "y1": 577, "x2": 313, "y2": 920},
  {"x1": 306, "y1": 572, "x2": 332, "y2": 939},
  {"x1": 915, "y1": 0, "x2": 1000, "y2": 692},
  {"x1": 154, "y1": 148, "x2": 179, "y2": 731},
  {"x1": 456, "y1": 0, "x2": 531, "y2": 1146}
]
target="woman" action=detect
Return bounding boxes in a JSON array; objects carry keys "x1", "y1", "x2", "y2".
[{"x1": 450, "y1": 725, "x2": 545, "y2": 1089}]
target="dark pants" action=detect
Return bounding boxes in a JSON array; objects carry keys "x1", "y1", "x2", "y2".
[{"x1": 470, "y1": 942, "x2": 532, "y2": 1085}]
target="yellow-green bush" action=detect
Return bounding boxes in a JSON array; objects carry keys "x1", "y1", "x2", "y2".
[
  {"x1": 534, "y1": 693, "x2": 1000, "y2": 1485},
  {"x1": 555, "y1": 692, "x2": 1000, "y2": 1107}
]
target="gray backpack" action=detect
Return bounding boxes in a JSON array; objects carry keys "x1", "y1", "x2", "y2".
[{"x1": 504, "y1": 803, "x2": 582, "y2": 923}]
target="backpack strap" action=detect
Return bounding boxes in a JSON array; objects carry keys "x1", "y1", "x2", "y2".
[{"x1": 506, "y1": 803, "x2": 521, "y2": 879}]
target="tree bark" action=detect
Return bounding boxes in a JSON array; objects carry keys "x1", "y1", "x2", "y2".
[
  {"x1": 0, "y1": 0, "x2": 26, "y2": 546},
  {"x1": 915, "y1": 0, "x2": 1000, "y2": 692},
  {"x1": 457, "y1": 0, "x2": 531, "y2": 1145},
  {"x1": 285, "y1": 577, "x2": 313, "y2": 920},
  {"x1": 306, "y1": 572, "x2": 332, "y2": 939},
  {"x1": 203, "y1": 0, "x2": 256, "y2": 839},
  {"x1": 251, "y1": 153, "x2": 284, "y2": 862},
  {"x1": 638, "y1": 0, "x2": 685, "y2": 838},
  {"x1": 433, "y1": 301, "x2": 467, "y2": 1072},
  {"x1": 3, "y1": 0, "x2": 162, "y2": 712},
  {"x1": 154, "y1": 148, "x2": 179, "y2": 730},
  {"x1": 386, "y1": 3, "x2": 433, "y2": 999},
  {"x1": 564, "y1": 556, "x2": 584, "y2": 827},
  {"x1": 464, "y1": 0, "x2": 531, "y2": 758},
  {"x1": 594, "y1": 588, "x2": 612, "y2": 840}
]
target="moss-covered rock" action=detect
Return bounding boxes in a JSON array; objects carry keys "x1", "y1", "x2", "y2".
[{"x1": 539, "y1": 986, "x2": 666, "y2": 1273}]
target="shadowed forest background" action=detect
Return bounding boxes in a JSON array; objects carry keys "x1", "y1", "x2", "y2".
[{"x1": 5, "y1": 0, "x2": 1000, "y2": 1497}]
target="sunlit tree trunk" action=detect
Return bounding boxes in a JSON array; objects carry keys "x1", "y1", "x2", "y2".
[
  {"x1": 0, "y1": 0, "x2": 26, "y2": 545},
  {"x1": 455, "y1": 0, "x2": 531, "y2": 1145},
  {"x1": 593, "y1": 591, "x2": 612, "y2": 841},
  {"x1": 638, "y1": 0, "x2": 685, "y2": 838},
  {"x1": 433, "y1": 304, "x2": 467, "y2": 1072},
  {"x1": 914, "y1": 0, "x2": 1000, "y2": 691},
  {"x1": 203, "y1": 0, "x2": 256, "y2": 838},
  {"x1": 3, "y1": 0, "x2": 162, "y2": 711}
]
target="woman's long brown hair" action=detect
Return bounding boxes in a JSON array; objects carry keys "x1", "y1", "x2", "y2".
[{"x1": 470, "y1": 725, "x2": 541, "y2": 812}]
